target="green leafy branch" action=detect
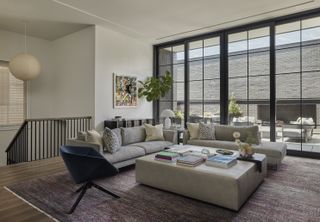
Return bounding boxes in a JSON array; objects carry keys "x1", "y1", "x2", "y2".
[{"x1": 138, "y1": 71, "x2": 173, "y2": 102}]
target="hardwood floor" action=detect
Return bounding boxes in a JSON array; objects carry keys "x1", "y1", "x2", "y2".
[{"x1": 0, "y1": 157, "x2": 66, "y2": 222}]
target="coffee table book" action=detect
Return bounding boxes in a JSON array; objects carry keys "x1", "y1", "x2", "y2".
[
  {"x1": 154, "y1": 151, "x2": 180, "y2": 162},
  {"x1": 205, "y1": 155, "x2": 237, "y2": 168},
  {"x1": 176, "y1": 155, "x2": 204, "y2": 167}
]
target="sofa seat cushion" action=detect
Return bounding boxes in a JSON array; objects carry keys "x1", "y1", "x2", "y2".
[
  {"x1": 187, "y1": 139, "x2": 286, "y2": 160},
  {"x1": 132, "y1": 141, "x2": 173, "y2": 154},
  {"x1": 102, "y1": 145, "x2": 145, "y2": 164},
  {"x1": 187, "y1": 139, "x2": 239, "y2": 151},
  {"x1": 121, "y1": 126, "x2": 146, "y2": 145},
  {"x1": 252, "y1": 142, "x2": 287, "y2": 159}
]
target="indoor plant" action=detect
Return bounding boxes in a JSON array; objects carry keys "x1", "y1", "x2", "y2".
[{"x1": 138, "y1": 71, "x2": 172, "y2": 102}]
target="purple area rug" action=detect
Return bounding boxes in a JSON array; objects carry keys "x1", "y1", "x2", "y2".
[{"x1": 6, "y1": 156, "x2": 320, "y2": 222}]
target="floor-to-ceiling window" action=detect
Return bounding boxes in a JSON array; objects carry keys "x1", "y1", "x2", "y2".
[
  {"x1": 188, "y1": 37, "x2": 220, "y2": 124},
  {"x1": 276, "y1": 16, "x2": 320, "y2": 153},
  {"x1": 154, "y1": 9, "x2": 320, "y2": 157},
  {"x1": 228, "y1": 27, "x2": 270, "y2": 140},
  {"x1": 158, "y1": 45, "x2": 185, "y2": 126}
]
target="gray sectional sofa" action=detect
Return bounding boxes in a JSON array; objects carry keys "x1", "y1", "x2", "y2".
[
  {"x1": 183, "y1": 125, "x2": 287, "y2": 169},
  {"x1": 66, "y1": 126, "x2": 177, "y2": 168}
]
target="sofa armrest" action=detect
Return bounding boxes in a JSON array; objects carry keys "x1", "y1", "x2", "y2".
[
  {"x1": 163, "y1": 130, "x2": 178, "y2": 144},
  {"x1": 183, "y1": 130, "x2": 189, "y2": 145},
  {"x1": 66, "y1": 139, "x2": 102, "y2": 153}
]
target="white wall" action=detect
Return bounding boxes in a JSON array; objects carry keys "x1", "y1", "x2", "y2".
[
  {"x1": 94, "y1": 25, "x2": 153, "y2": 130},
  {"x1": 0, "y1": 26, "x2": 95, "y2": 166},
  {"x1": 49, "y1": 26, "x2": 95, "y2": 118}
]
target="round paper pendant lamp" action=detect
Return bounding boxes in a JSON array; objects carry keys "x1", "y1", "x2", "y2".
[{"x1": 9, "y1": 53, "x2": 41, "y2": 81}]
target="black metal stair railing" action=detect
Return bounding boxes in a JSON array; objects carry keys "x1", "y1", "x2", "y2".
[{"x1": 6, "y1": 116, "x2": 92, "y2": 165}]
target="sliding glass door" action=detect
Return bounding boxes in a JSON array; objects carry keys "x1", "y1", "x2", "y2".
[
  {"x1": 228, "y1": 27, "x2": 270, "y2": 141},
  {"x1": 155, "y1": 9, "x2": 320, "y2": 156},
  {"x1": 188, "y1": 37, "x2": 220, "y2": 124},
  {"x1": 276, "y1": 17, "x2": 320, "y2": 152}
]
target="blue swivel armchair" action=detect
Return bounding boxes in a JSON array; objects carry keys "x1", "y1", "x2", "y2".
[{"x1": 60, "y1": 145, "x2": 120, "y2": 214}]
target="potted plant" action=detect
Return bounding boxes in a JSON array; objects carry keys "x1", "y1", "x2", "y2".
[
  {"x1": 138, "y1": 71, "x2": 172, "y2": 102},
  {"x1": 228, "y1": 93, "x2": 242, "y2": 120}
]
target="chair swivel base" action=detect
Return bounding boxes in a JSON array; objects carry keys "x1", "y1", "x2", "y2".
[{"x1": 68, "y1": 181, "x2": 120, "y2": 214}]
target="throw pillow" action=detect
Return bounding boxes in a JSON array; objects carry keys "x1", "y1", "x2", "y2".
[
  {"x1": 199, "y1": 122, "x2": 215, "y2": 140},
  {"x1": 86, "y1": 129, "x2": 103, "y2": 145},
  {"x1": 187, "y1": 122, "x2": 200, "y2": 140},
  {"x1": 145, "y1": 123, "x2": 164, "y2": 141},
  {"x1": 77, "y1": 131, "x2": 87, "y2": 141},
  {"x1": 102, "y1": 127, "x2": 121, "y2": 153}
]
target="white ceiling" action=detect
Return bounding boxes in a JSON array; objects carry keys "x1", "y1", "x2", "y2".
[{"x1": 0, "y1": 0, "x2": 320, "y2": 43}]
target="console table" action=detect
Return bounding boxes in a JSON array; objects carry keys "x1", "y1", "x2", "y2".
[{"x1": 104, "y1": 119, "x2": 154, "y2": 129}]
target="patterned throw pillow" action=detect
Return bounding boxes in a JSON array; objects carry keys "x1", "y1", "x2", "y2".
[
  {"x1": 144, "y1": 123, "x2": 164, "y2": 141},
  {"x1": 102, "y1": 127, "x2": 121, "y2": 153},
  {"x1": 198, "y1": 122, "x2": 215, "y2": 140}
]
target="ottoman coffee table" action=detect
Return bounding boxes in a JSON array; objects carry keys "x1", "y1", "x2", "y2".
[{"x1": 136, "y1": 146, "x2": 266, "y2": 211}]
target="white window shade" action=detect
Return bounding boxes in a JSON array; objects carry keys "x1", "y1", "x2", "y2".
[{"x1": 0, "y1": 61, "x2": 25, "y2": 126}]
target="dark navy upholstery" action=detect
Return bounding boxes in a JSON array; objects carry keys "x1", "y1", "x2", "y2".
[
  {"x1": 60, "y1": 145, "x2": 120, "y2": 214},
  {"x1": 60, "y1": 145, "x2": 118, "y2": 184}
]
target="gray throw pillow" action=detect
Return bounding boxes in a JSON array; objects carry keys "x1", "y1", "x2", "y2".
[
  {"x1": 199, "y1": 122, "x2": 215, "y2": 140},
  {"x1": 77, "y1": 131, "x2": 87, "y2": 141},
  {"x1": 102, "y1": 127, "x2": 121, "y2": 154}
]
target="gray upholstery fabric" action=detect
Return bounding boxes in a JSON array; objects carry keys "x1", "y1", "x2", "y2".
[
  {"x1": 215, "y1": 125, "x2": 260, "y2": 144},
  {"x1": 187, "y1": 139, "x2": 239, "y2": 151},
  {"x1": 111, "y1": 128, "x2": 122, "y2": 146},
  {"x1": 252, "y1": 141, "x2": 287, "y2": 159},
  {"x1": 132, "y1": 141, "x2": 173, "y2": 154},
  {"x1": 66, "y1": 139, "x2": 102, "y2": 152},
  {"x1": 102, "y1": 145, "x2": 145, "y2": 164},
  {"x1": 199, "y1": 122, "x2": 215, "y2": 140},
  {"x1": 102, "y1": 128, "x2": 121, "y2": 154},
  {"x1": 163, "y1": 130, "x2": 178, "y2": 144},
  {"x1": 77, "y1": 131, "x2": 87, "y2": 141},
  {"x1": 121, "y1": 126, "x2": 146, "y2": 145},
  {"x1": 186, "y1": 138, "x2": 287, "y2": 168}
]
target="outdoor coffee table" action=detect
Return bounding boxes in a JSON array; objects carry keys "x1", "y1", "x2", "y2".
[{"x1": 135, "y1": 145, "x2": 266, "y2": 211}]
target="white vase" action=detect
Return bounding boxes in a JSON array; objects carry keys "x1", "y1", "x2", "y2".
[{"x1": 164, "y1": 117, "x2": 171, "y2": 129}]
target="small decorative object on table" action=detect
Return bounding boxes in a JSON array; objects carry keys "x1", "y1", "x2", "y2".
[
  {"x1": 216, "y1": 149, "x2": 234, "y2": 155},
  {"x1": 233, "y1": 131, "x2": 255, "y2": 158}
]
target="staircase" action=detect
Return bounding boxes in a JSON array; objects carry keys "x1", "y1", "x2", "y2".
[{"x1": 6, "y1": 116, "x2": 92, "y2": 165}]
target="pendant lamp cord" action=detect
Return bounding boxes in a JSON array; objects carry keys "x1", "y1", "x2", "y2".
[{"x1": 24, "y1": 22, "x2": 27, "y2": 53}]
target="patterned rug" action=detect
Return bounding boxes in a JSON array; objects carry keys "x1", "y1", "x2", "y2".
[{"x1": 5, "y1": 156, "x2": 320, "y2": 222}]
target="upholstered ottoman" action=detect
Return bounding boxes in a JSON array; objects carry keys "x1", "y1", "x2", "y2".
[{"x1": 136, "y1": 148, "x2": 267, "y2": 211}]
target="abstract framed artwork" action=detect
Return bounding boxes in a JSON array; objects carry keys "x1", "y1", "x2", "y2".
[{"x1": 113, "y1": 73, "x2": 138, "y2": 108}]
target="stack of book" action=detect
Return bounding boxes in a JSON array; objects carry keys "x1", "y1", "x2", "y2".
[
  {"x1": 205, "y1": 155, "x2": 237, "y2": 168},
  {"x1": 166, "y1": 147, "x2": 191, "y2": 156},
  {"x1": 155, "y1": 151, "x2": 180, "y2": 162},
  {"x1": 176, "y1": 155, "x2": 204, "y2": 167}
]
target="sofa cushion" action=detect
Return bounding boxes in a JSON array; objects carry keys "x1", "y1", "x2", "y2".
[
  {"x1": 102, "y1": 128, "x2": 121, "y2": 154},
  {"x1": 144, "y1": 123, "x2": 164, "y2": 141},
  {"x1": 111, "y1": 128, "x2": 122, "y2": 146},
  {"x1": 187, "y1": 139, "x2": 286, "y2": 160},
  {"x1": 187, "y1": 123, "x2": 200, "y2": 140},
  {"x1": 102, "y1": 145, "x2": 145, "y2": 164},
  {"x1": 132, "y1": 141, "x2": 173, "y2": 154},
  {"x1": 77, "y1": 131, "x2": 87, "y2": 141},
  {"x1": 87, "y1": 130, "x2": 103, "y2": 145},
  {"x1": 252, "y1": 142, "x2": 287, "y2": 159},
  {"x1": 188, "y1": 139, "x2": 239, "y2": 151},
  {"x1": 199, "y1": 122, "x2": 215, "y2": 140},
  {"x1": 214, "y1": 125, "x2": 260, "y2": 145},
  {"x1": 121, "y1": 126, "x2": 146, "y2": 145}
]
